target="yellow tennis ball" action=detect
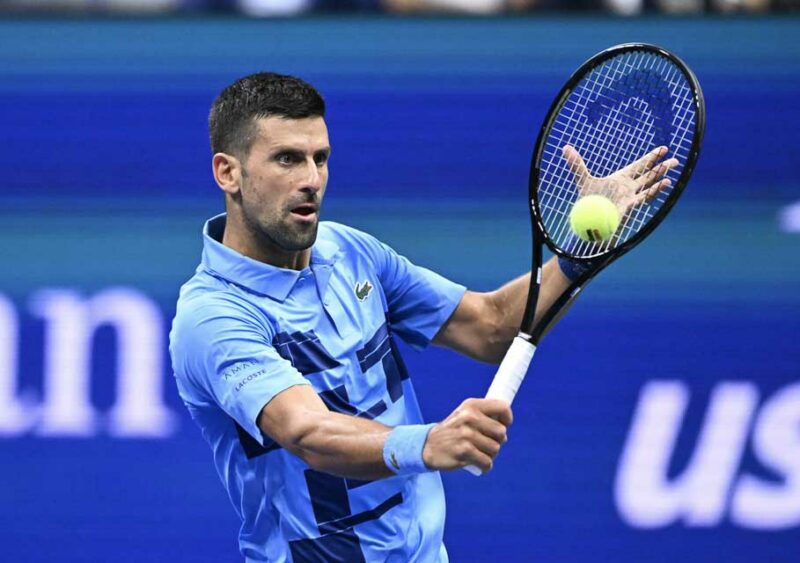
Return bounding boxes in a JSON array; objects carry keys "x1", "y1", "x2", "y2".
[{"x1": 569, "y1": 195, "x2": 620, "y2": 242}]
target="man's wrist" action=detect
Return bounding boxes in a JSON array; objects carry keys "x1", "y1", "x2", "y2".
[
  {"x1": 557, "y1": 255, "x2": 594, "y2": 282},
  {"x1": 383, "y1": 423, "x2": 436, "y2": 476}
]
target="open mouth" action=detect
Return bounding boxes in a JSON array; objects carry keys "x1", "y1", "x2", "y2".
[{"x1": 290, "y1": 204, "x2": 318, "y2": 219}]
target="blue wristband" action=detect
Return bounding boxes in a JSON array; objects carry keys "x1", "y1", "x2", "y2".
[
  {"x1": 383, "y1": 423, "x2": 436, "y2": 476},
  {"x1": 557, "y1": 255, "x2": 594, "y2": 282}
]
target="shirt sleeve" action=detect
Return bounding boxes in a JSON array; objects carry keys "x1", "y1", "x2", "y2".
[
  {"x1": 347, "y1": 228, "x2": 467, "y2": 350},
  {"x1": 171, "y1": 296, "x2": 311, "y2": 444}
]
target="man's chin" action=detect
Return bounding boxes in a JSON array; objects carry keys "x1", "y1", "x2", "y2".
[{"x1": 280, "y1": 222, "x2": 318, "y2": 252}]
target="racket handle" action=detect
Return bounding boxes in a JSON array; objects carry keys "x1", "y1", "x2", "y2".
[
  {"x1": 465, "y1": 335, "x2": 537, "y2": 477},
  {"x1": 485, "y1": 336, "x2": 537, "y2": 403}
]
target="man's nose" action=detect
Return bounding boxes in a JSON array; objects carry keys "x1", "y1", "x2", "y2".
[{"x1": 303, "y1": 159, "x2": 323, "y2": 191}]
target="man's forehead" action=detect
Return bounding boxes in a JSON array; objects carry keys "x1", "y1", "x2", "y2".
[{"x1": 253, "y1": 115, "x2": 329, "y2": 148}]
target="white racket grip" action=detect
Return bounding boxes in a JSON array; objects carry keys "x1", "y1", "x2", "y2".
[
  {"x1": 464, "y1": 336, "x2": 536, "y2": 476},
  {"x1": 485, "y1": 336, "x2": 537, "y2": 404}
]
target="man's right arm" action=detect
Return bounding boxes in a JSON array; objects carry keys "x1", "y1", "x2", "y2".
[
  {"x1": 172, "y1": 295, "x2": 512, "y2": 480},
  {"x1": 258, "y1": 385, "x2": 513, "y2": 480}
]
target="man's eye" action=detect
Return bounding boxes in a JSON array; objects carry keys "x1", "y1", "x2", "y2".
[
  {"x1": 277, "y1": 154, "x2": 294, "y2": 165},
  {"x1": 314, "y1": 154, "x2": 329, "y2": 166}
]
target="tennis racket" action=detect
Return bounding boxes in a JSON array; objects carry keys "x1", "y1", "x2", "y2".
[{"x1": 466, "y1": 43, "x2": 706, "y2": 476}]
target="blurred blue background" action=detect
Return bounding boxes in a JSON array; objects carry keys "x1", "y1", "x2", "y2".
[{"x1": 0, "y1": 16, "x2": 798, "y2": 562}]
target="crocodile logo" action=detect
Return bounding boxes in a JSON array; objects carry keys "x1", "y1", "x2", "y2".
[{"x1": 355, "y1": 280, "x2": 373, "y2": 302}]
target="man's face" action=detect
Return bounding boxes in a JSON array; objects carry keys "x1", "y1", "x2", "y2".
[{"x1": 238, "y1": 116, "x2": 330, "y2": 253}]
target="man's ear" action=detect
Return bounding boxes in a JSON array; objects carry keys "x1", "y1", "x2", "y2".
[{"x1": 212, "y1": 153, "x2": 243, "y2": 196}]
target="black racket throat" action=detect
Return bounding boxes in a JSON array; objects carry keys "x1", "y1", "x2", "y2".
[{"x1": 518, "y1": 245, "x2": 611, "y2": 345}]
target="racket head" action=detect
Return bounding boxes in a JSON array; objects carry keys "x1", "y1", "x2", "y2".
[{"x1": 529, "y1": 43, "x2": 706, "y2": 262}]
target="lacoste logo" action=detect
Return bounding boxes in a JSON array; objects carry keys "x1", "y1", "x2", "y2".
[
  {"x1": 355, "y1": 280, "x2": 373, "y2": 302},
  {"x1": 390, "y1": 451, "x2": 400, "y2": 471}
]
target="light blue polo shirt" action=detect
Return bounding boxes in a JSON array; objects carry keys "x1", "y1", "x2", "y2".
[{"x1": 170, "y1": 214, "x2": 466, "y2": 562}]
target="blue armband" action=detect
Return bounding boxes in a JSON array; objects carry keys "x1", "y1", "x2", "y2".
[{"x1": 383, "y1": 423, "x2": 436, "y2": 476}]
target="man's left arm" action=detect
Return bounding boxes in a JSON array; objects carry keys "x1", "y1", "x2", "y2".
[{"x1": 433, "y1": 257, "x2": 571, "y2": 364}]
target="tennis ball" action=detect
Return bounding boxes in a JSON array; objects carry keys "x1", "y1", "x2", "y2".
[{"x1": 569, "y1": 195, "x2": 620, "y2": 242}]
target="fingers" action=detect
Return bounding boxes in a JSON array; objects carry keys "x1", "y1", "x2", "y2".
[
  {"x1": 464, "y1": 447, "x2": 494, "y2": 475},
  {"x1": 455, "y1": 427, "x2": 502, "y2": 474},
  {"x1": 562, "y1": 145, "x2": 590, "y2": 187},
  {"x1": 466, "y1": 397, "x2": 514, "y2": 427},
  {"x1": 469, "y1": 426, "x2": 505, "y2": 457},
  {"x1": 636, "y1": 157, "x2": 679, "y2": 190},
  {"x1": 624, "y1": 145, "x2": 668, "y2": 178},
  {"x1": 471, "y1": 414, "x2": 509, "y2": 445},
  {"x1": 461, "y1": 399, "x2": 512, "y2": 470},
  {"x1": 635, "y1": 178, "x2": 672, "y2": 206},
  {"x1": 631, "y1": 153, "x2": 678, "y2": 209}
]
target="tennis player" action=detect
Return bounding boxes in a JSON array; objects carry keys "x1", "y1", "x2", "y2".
[{"x1": 169, "y1": 72, "x2": 579, "y2": 562}]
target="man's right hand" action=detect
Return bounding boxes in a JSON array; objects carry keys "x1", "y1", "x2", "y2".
[{"x1": 422, "y1": 398, "x2": 513, "y2": 474}]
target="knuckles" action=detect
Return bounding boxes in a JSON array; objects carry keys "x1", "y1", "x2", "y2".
[
  {"x1": 454, "y1": 443, "x2": 472, "y2": 462},
  {"x1": 462, "y1": 397, "x2": 479, "y2": 408},
  {"x1": 460, "y1": 411, "x2": 478, "y2": 427}
]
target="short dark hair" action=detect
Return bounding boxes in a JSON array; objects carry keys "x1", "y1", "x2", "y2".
[{"x1": 208, "y1": 72, "x2": 326, "y2": 158}]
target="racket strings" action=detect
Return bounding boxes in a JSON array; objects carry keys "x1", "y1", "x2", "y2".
[
  {"x1": 536, "y1": 49, "x2": 698, "y2": 258},
  {"x1": 550, "y1": 53, "x2": 670, "y2": 249},
  {"x1": 562, "y1": 54, "x2": 688, "y2": 250}
]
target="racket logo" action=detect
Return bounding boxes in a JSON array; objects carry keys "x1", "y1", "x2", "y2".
[
  {"x1": 354, "y1": 280, "x2": 373, "y2": 302},
  {"x1": 585, "y1": 69, "x2": 676, "y2": 149}
]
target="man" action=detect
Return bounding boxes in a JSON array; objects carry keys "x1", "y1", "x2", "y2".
[{"x1": 169, "y1": 72, "x2": 672, "y2": 562}]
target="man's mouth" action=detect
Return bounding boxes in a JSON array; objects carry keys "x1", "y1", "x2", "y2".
[{"x1": 290, "y1": 203, "x2": 318, "y2": 220}]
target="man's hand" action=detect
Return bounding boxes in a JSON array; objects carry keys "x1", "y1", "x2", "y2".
[
  {"x1": 562, "y1": 145, "x2": 679, "y2": 218},
  {"x1": 422, "y1": 398, "x2": 512, "y2": 474}
]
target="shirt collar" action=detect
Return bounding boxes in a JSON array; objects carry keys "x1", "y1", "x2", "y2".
[{"x1": 201, "y1": 213, "x2": 340, "y2": 302}]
